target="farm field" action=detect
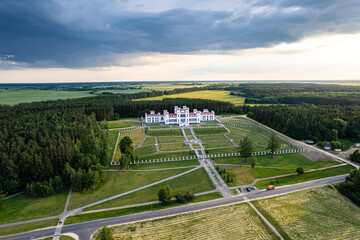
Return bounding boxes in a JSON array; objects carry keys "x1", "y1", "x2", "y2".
[
  {"x1": 0, "y1": 191, "x2": 68, "y2": 224},
  {"x1": 213, "y1": 154, "x2": 340, "y2": 169},
  {"x1": 94, "y1": 203, "x2": 277, "y2": 239},
  {"x1": 142, "y1": 83, "x2": 208, "y2": 91},
  {"x1": 253, "y1": 186, "x2": 360, "y2": 240},
  {"x1": 68, "y1": 169, "x2": 189, "y2": 210},
  {"x1": 85, "y1": 168, "x2": 214, "y2": 211},
  {"x1": 255, "y1": 165, "x2": 355, "y2": 189},
  {"x1": 217, "y1": 166, "x2": 295, "y2": 186},
  {"x1": 135, "y1": 90, "x2": 246, "y2": 106},
  {"x1": 67, "y1": 192, "x2": 222, "y2": 225},
  {"x1": 130, "y1": 160, "x2": 199, "y2": 170}
]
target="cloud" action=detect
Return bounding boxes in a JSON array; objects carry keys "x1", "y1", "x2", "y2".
[{"x1": 0, "y1": 0, "x2": 360, "y2": 68}]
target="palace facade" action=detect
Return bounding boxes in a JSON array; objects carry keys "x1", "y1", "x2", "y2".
[{"x1": 145, "y1": 106, "x2": 215, "y2": 126}]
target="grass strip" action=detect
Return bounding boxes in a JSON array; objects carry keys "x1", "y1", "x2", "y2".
[
  {"x1": 65, "y1": 192, "x2": 222, "y2": 225},
  {"x1": 0, "y1": 219, "x2": 58, "y2": 237}
]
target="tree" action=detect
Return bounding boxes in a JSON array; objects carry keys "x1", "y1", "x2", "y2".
[
  {"x1": 267, "y1": 133, "x2": 280, "y2": 159},
  {"x1": 239, "y1": 136, "x2": 253, "y2": 162},
  {"x1": 330, "y1": 141, "x2": 342, "y2": 150},
  {"x1": 251, "y1": 155, "x2": 258, "y2": 170},
  {"x1": 119, "y1": 154, "x2": 131, "y2": 170},
  {"x1": 326, "y1": 129, "x2": 338, "y2": 142},
  {"x1": 184, "y1": 192, "x2": 195, "y2": 202},
  {"x1": 338, "y1": 169, "x2": 360, "y2": 206},
  {"x1": 97, "y1": 225, "x2": 114, "y2": 240},
  {"x1": 0, "y1": 191, "x2": 5, "y2": 210},
  {"x1": 317, "y1": 141, "x2": 325, "y2": 148},
  {"x1": 174, "y1": 192, "x2": 186, "y2": 203},
  {"x1": 119, "y1": 136, "x2": 133, "y2": 154},
  {"x1": 296, "y1": 167, "x2": 305, "y2": 175},
  {"x1": 350, "y1": 150, "x2": 360, "y2": 163},
  {"x1": 158, "y1": 185, "x2": 173, "y2": 205}
]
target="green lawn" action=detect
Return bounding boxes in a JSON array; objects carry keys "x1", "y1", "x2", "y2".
[
  {"x1": 0, "y1": 219, "x2": 58, "y2": 237},
  {"x1": 200, "y1": 135, "x2": 228, "y2": 141},
  {"x1": 0, "y1": 191, "x2": 69, "y2": 224},
  {"x1": 66, "y1": 192, "x2": 222, "y2": 225},
  {"x1": 194, "y1": 128, "x2": 228, "y2": 135},
  {"x1": 139, "y1": 150, "x2": 195, "y2": 160},
  {"x1": 157, "y1": 136, "x2": 185, "y2": 143},
  {"x1": 134, "y1": 145, "x2": 157, "y2": 156},
  {"x1": 105, "y1": 119, "x2": 139, "y2": 129},
  {"x1": 85, "y1": 168, "x2": 215, "y2": 211},
  {"x1": 202, "y1": 141, "x2": 234, "y2": 148},
  {"x1": 213, "y1": 154, "x2": 340, "y2": 169},
  {"x1": 253, "y1": 186, "x2": 360, "y2": 239},
  {"x1": 130, "y1": 160, "x2": 199, "y2": 170},
  {"x1": 105, "y1": 130, "x2": 119, "y2": 162},
  {"x1": 134, "y1": 90, "x2": 246, "y2": 106},
  {"x1": 158, "y1": 143, "x2": 190, "y2": 151},
  {"x1": 146, "y1": 129, "x2": 183, "y2": 137},
  {"x1": 218, "y1": 166, "x2": 295, "y2": 186},
  {"x1": 206, "y1": 147, "x2": 239, "y2": 155},
  {"x1": 68, "y1": 169, "x2": 189, "y2": 210},
  {"x1": 142, "y1": 137, "x2": 156, "y2": 145},
  {"x1": 184, "y1": 129, "x2": 192, "y2": 135},
  {"x1": 255, "y1": 165, "x2": 355, "y2": 189}
]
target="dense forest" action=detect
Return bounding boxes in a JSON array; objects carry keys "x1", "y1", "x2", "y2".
[
  {"x1": 338, "y1": 169, "x2": 360, "y2": 206},
  {"x1": 248, "y1": 104, "x2": 360, "y2": 143}
]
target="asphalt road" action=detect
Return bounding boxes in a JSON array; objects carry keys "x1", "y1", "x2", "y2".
[{"x1": 1, "y1": 174, "x2": 347, "y2": 240}]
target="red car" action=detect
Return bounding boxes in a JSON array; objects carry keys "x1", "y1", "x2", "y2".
[{"x1": 267, "y1": 185, "x2": 275, "y2": 190}]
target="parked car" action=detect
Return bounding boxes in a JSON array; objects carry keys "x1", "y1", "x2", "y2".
[
  {"x1": 249, "y1": 186, "x2": 257, "y2": 190},
  {"x1": 267, "y1": 185, "x2": 275, "y2": 190},
  {"x1": 245, "y1": 187, "x2": 251, "y2": 192}
]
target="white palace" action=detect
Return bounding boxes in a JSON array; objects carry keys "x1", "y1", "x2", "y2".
[{"x1": 145, "y1": 106, "x2": 215, "y2": 126}]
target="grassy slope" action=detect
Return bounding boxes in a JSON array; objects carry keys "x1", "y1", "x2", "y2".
[
  {"x1": 213, "y1": 154, "x2": 340, "y2": 169},
  {"x1": 255, "y1": 165, "x2": 355, "y2": 189},
  {"x1": 143, "y1": 137, "x2": 156, "y2": 145},
  {"x1": 66, "y1": 192, "x2": 222, "y2": 225},
  {"x1": 105, "y1": 119, "x2": 139, "y2": 129},
  {"x1": 105, "y1": 130, "x2": 119, "y2": 162},
  {"x1": 68, "y1": 168, "x2": 189, "y2": 210},
  {"x1": 135, "y1": 145, "x2": 157, "y2": 156},
  {"x1": 157, "y1": 136, "x2": 185, "y2": 143},
  {"x1": 158, "y1": 143, "x2": 190, "y2": 151},
  {"x1": 94, "y1": 203, "x2": 276, "y2": 240},
  {"x1": 0, "y1": 191, "x2": 68, "y2": 224},
  {"x1": 85, "y1": 168, "x2": 214, "y2": 211},
  {"x1": 114, "y1": 128, "x2": 144, "y2": 162},
  {"x1": 0, "y1": 219, "x2": 58, "y2": 237},
  {"x1": 134, "y1": 90, "x2": 245, "y2": 106},
  {"x1": 146, "y1": 129, "x2": 183, "y2": 137},
  {"x1": 253, "y1": 186, "x2": 360, "y2": 240},
  {"x1": 194, "y1": 127, "x2": 228, "y2": 135},
  {"x1": 139, "y1": 150, "x2": 195, "y2": 160}
]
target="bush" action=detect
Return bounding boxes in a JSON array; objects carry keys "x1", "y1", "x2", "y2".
[
  {"x1": 350, "y1": 150, "x2": 360, "y2": 163},
  {"x1": 97, "y1": 225, "x2": 114, "y2": 240},
  {"x1": 158, "y1": 185, "x2": 173, "y2": 205},
  {"x1": 317, "y1": 141, "x2": 325, "y2": 148},
  {"x1": 296, "y1": 167, "x2": 305, "y2": 175},
  {"x1": 175, "y1": 192, "x2": 186, "y2": 203},
  {"x1": 330, "y1": 141, "x2": 342, "y2": 150},
  {"x1": 184, "y1": 192, "x2": 195, "y2": 202}
]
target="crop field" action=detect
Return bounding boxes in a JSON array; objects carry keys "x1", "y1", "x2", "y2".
[
  {"x1": 194, "y1": 127, "x2": 228, "y2": 135},
  {"x1": 157, "y1": 136, "x2": 185, "y2": 143},
  {"x1": 139, "y1": 150, "x2": 195, "y2": 160},
  {"x1": 0, "y1": 191, "x2": 68, "y2": 224},
  {"x1": 202, "y1": 141, "x2": 234, "y2": 148},
  {"x1": 130, "y1": 160, "x2": 199, "y2": 170},
  {"x1": 255, "y1": 165, "x2": 355, "y2": 189},
  {"x1": 253, "y1": 186, "x2": 360, "y2": 240},
  {"x1": 142, "y1": 83, "x2": 208, "y2": 91},
  {"x1": 86, "y1": 168, "x2": 214, "y2": 210},
  {"x1": 146, "y1": 129, "x2": 183, "y2": 136},
  {"x1": 213, "y1": 154, "x2": 340, "y2": 169},
  {"x1": 143, "y1": 137, "x2": 156, "y2": 145},
  {"x1": 158, "y1": 143, "x2": 190, "y2": 151},
  {"x1": 134, "y1": 90, "x2": 246, "y2": 106},
  {"x1": 68, "y1": 169, "x2": 189, "y2": 210},
  {"x1": 135, "y1": 145, "x2": 157, "y2": 156},
  {"x1": 98, "y1": 203, "x2": 276, "y2": 239}
]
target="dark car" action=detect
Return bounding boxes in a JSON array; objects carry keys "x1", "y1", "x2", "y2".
[{"x1": 245, "y1": 187, "x2": 251, "y2": 192}]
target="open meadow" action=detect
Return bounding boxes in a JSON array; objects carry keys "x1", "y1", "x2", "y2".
[{"x1": 253, "y1": 186, "x2": 360, "y2": 240}]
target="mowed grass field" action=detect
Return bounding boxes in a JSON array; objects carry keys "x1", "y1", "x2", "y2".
[
  {"x1": 105, "y1": 130, "x2": 119, "y2": 162},
  {"x1": 139, "y1": 150, "x2": 195, "y2": 160},
  {"x1": 95, "y1": 203, "x2": 277, "y2": 240},
  {"x1": 68, "y1": 169, "x2": 189, "y2": 210},
  {"x1": 102, "y1": 119, "x2": 140, "y2": 129},
  {"x1": 0, "y1": 191, "x2": 69, "y2": 224},
  {"x1": 253, "y1": 186, "x2": 360, "y2": 240},
  {"x1": 0, "y1": 219, "x2": 58, "y2": 237},
  {"x1": 85, "y1": 168, "x2": 214, "y2": 211},
  {"x1": 134, "y1": 90, "x2": 246, "y2": 106},
  {"x1": 130, "y1": 160, "x2": 199, "y2": 170}
]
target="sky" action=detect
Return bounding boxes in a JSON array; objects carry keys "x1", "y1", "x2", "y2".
[{"x1": 1, "y1": 0, "x2": 360, "y2": 83}]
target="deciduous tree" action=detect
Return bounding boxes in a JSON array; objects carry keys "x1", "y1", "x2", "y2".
[
  {"x1": 267, "y1": 133, "x2": 280, "y2": 159},
  {"x1": 239, "y1": 136, "x2": 253, "y2": 162}
]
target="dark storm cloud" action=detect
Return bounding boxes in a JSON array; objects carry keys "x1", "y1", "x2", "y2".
[{"x1": 1, "y1": 0, "x2": 360, "y2": 68}]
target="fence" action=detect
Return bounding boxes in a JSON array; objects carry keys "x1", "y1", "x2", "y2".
[
  {"x1": 119, "y1": 126, "x2": 142, "y2": 132},
  {"x1": 223, "y1": 122, "x2": 257, "y2": 128},
  {"x1": 110, "y1": 148, "x2": 305, "y2": 165}
]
